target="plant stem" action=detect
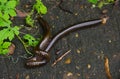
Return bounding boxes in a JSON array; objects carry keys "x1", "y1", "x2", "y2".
[{"x1": 16, "y1": 35, "x2": 33, "y2": 55}]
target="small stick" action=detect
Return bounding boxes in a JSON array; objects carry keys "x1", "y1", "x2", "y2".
[
  {"x1": 52, "y1": 50, "x2": 71, "y2": 67},
  {"x1": 104, "y1": 57, "x2": 112, "y2": 79},
  {"x1": 55, "y1": 49, "x2": 62, "y2": 55}
]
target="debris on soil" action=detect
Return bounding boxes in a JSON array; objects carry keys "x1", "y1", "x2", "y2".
[
  {"x1": 25, "y1": 74, "x2": 30, "y2": 79},
  {"x1": 104, "y1": 57, "x2": 112, "y2": 79},
  {"x1": 52, "y1": 50, "x2": 71, "y2": 66},
  {"x1": 76, "y1": 49, "x2": 81, "y2": 54},
  {"x1": 63, "y1": 72, "x2": 78, "y2": 79},
  {"x1": 64, "y1": 58, "x2": 71, "y2": 64},
  {"x1": 102, "y1": 9, "x2": 108, "y2": 14},
  {"x1": 102, "y1": 17, "x2": 109, "y2": 24},
  {"x1": 74, "y1": 13, "x2": 78, "y2": 16},
  {"x1": 75, "y1": 33, "x2": 79, "y2": 38},
  {"x1": 55, "y1": 49, "x2": 62, "y2": 55},
  {"x1": 16, "y1": 9, "x2": 28, "y2": 17},
  {"x1": 108, "y1": 40, "x2": 112, "y2": 43},
  {"x1": 16, "y1": 73, "x2": 20, "y2": 79},
  {"x1": 67, "y1": 72, "x2": 73, "y2": 76},
  {"x1": 87, "y1": 64, "x2": 91, "y2": 69},
  {"x1": 75, "y1": 66, "x2": 80, "y2": 70},
  {"x1": 8, "y1": 43, "x2": 15, "y2": 55}
]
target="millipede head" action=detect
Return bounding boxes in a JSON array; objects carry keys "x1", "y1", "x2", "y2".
[{"x1": 26, "y1": 50, "x2": 50, "y2": 67}]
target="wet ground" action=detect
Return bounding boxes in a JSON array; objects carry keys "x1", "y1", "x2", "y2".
[{"x1": 0, "y1": 0, "x2": 120, "y2": 79}]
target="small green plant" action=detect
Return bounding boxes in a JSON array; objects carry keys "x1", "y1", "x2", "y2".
[
  {"x1": 24, "y1": 0, "x2": 47, "y2": 50},
  {"x1": 0, "y1": 0, "x2": 20, "y2": 55},
  {"x1": 25, "y1": 0, "x2": 47, "y2": 27},
  {"x1": 25, "y1": 15, "x2": 34, "y2": 27},
  {"x1": 33, "y1": 0, "x2": 47, "y2": 14},
  {"x1": 88, "y1": 0, "x2": 115, "y2": 8},
  {"x1": 0, "y1": 0, "x2": 18, "y2": 27},
  {"x1": 0, "y1": 41, "x2": 11, "y2": 55},
  {"x1": 24, "y1": 0, "x2": 47, "y2": 52},
  {"x1": 0, "y1": 0, "x2": 47, "y2": 55},
  {"x1": 23, "y1": 34, "x2": 39, "y2": 47}
]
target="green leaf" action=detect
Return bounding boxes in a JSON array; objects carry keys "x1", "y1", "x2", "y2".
[
  {"x1": 2, "y1": 49, "x2": 9, "y2": 55},
  {"x1": 3, "y1": 13, "x2": 9, "y2": 20},
  {"x1": 0, "y1": 28, "x2": 10, "y2": 41},
  {"x1": 8, "y1": 9, "x2": 16, "y2": 17},
  {"x1": 106, "y1": 0, "x2": 114, "y2": 3},
  {"x1": 33, "y1": 0, "x2": 47, "y2": 14},
  {"x1": 0, "y1": 18, "x2": 10, "y2": 27},
  {"x1": 0, "y1": 13, "x2": 12, "y2": 27},
  {"x1": 0, "y1": 11, "x2": 2, "y2": 16},
  {"x1": 97, "y1": 1, "x2": 104, "y2": 8},
  {"x1": 0, "y1": 0, "x2": 19, "y2": 55},
  {"x1": 6, "y1": 1, "x2": 17, "y2": 9},
  {"x1": 0, "y1": 26, "x2": 19, "y2": 41},
  {"x1": 0, "y1": 41, "x2": 11, "y2": 55},
  {"x1": 0, "y1": 41, "x2": 3, "y2": 45},
  {"x1": 0, "y1": 0, "x2": 7, "y2": 4},
  {"x1": 25, "y1": 15, "x2": 34, "y2": 27},
  {"x1": 39, "y1": 3, "x2": 47, "y2": 14},
  {"x1": 2, "y1": 42, "x2": 11, "y2": 48},
  {"x1": 8, "y1": 30, "x2": 14, "y2": 41},
  {"x1": 88, "y1": 0, "x2": 98, "y2": 4},
  {"x1": 0, "y1": 0, "x2": 17, "y2": 18},
  {"x1": 23, "y1": 34, "x2": 39, "y2": 47},
  {"x1": 8, "y1": 26, "x2": 20, "y2": 41},
  {"x1": 12, "y1": 26, "x2": 20, "y2": 35}
]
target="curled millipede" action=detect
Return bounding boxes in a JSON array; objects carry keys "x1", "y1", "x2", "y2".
[{"x1": 26, "y1": 17, "x2": 108, "y2": 67}]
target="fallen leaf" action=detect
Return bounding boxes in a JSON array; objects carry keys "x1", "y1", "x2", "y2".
[
  {"x1": 8, "y1": 43, "x2": 15, "y2": 55},
  {"x1": 104, "y1": 57, "x2": 112, "y2": 79},
  {"x1": 65, "y1": 58, "x2": 71, "y2": 64},
  {"x1": 16, "y1": 9, "x2": 28, "y2": 17}
]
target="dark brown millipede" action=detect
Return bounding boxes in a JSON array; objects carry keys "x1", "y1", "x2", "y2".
[{"x1": 26, "y1": 17, "x2": 108, "y2": 67}]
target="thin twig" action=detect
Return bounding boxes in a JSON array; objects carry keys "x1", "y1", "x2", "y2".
[
  {"x1": 16, "y1": 35, "x2": 33, "y2": 55},
  {"x1": 52, "y1": 50, "x2": 71, "y2": 67},
  {"x1": 104, "y1": 56, "x2": 112, "y2": 79}
]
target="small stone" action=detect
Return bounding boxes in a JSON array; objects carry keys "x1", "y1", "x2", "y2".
[
  {"x1": 76, "y1": 49, "x2": 81, "y2": 54},
  {"x1": 102, "y1": 9, "x2": 108, "y2": 14},
  {"x1": 25, "y1": 74, "x2": 30, "y2": 79},
  {"x1": 108, "y1": 40, "x2": 112, "y2": 43},
  {"x1": 74, "y1": 13, "x2": 78, "y2": 16},
  {"x1": 87, "y1": 64, "x2": 91, "y2": 69},
  {"x1": 56, "y1": 16, "x2": 59, "y2": 19},
  {"x1": 65, "y1": 58, "x2": 71, "y2": 64},
  {"x1": 75, "y1": 33, "x2": 79, "y2": 37},
  {"x1": 75, "y1": 66, "x2": 80, "y2": 70},
  {"x1": 67, "y1": 72, "x2": 73, "y2": 76}
]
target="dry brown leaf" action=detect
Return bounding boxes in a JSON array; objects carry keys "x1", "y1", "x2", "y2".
[
  {"x1": 64, "y1": 58, "x2": 71, "y2": 64},
  {"x1": 104, "y1": 57, "x2": 112, "y2": 79},
  {"x1": 8, "y1": 43, "x2": 15, "y2": 55},
  {"x1": 16, "y1": 9, "x2": 28, "y2": 17}
]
